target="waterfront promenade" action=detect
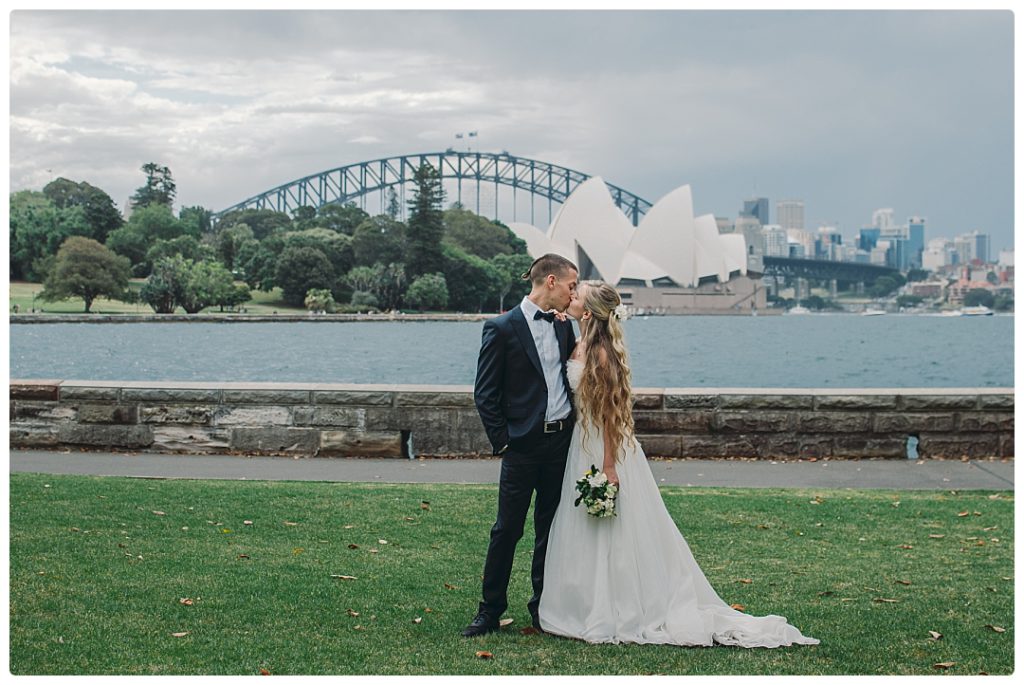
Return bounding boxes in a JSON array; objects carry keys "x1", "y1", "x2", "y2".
[{"x1": 11, "y1": 449, "x2": 1014, "y2": 490}]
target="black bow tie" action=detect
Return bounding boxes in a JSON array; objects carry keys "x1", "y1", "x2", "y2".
[{"x1": 534, "y1": 310, "x2": 557, "y2": 323}]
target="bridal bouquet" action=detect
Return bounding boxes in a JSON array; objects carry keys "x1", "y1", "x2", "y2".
[{"x1": 574, "y1": 465, "x2": 618, "y2": 518}]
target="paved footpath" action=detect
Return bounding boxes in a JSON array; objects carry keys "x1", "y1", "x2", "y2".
[{"x1": 10, "y1": 449, "x2": 1014, "y2": 490}]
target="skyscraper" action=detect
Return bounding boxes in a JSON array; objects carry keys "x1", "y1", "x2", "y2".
[
  {"x1": 740, "y1": 197, "x2": 769, "y2": 225},
  {"x1": 776, "y1": 200, "x2": 805, "y2": 232},
  {"x1": 907, "y1": 216, "x2": 926, "y2": 269},
  {"x1": 871, "y1": 208, "x2": 896, "y2": 230}
]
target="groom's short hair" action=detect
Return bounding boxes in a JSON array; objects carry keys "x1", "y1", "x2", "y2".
[{"x1": 523, "y1": 253, "x2": 578, "y2": 285}]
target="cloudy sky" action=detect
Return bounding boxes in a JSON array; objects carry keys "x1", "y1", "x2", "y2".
[{"x1": 8, "y1": 9, "x2": 1015, "y2": 249}]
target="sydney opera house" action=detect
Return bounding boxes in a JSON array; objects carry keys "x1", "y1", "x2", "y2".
[{"x1": 509, "y1": 178, "x2": 766, "y2": 314}]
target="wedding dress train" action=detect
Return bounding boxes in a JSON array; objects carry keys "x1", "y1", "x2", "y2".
[{"x1": 538, "y1": 360, "x2": 819, "y2": 648}]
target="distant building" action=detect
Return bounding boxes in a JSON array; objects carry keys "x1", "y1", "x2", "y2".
[
  {"x1": 871, "y1": 208, "x2": 896, "y2": 231},
  {"x1": 858, "y1": 227, "x2": 881, "y2": 252},
  {"x1": 761, "y1": 224, "x2": 788, "y2": 257},
  {"x1": 910, "y1": 282, "x2": 944, "y2": 298},
  {"x1": 998, "y1": 249, "x2": 1014, "y2": 267},
  {"x1": 816, "y1": 225, "x2": 842, "y2": 259},
  {"x1": 954, "y1": 230, "x2": 991, "y2": 264},
  {"x1": 787, "y1": 229, "x2": 815, "y2": 259},
  {"x1": 776, "y1": 200, "x2": 805, "y2": 232},
  {"x1": 740, "y1": 197, "x2": 769, "y2": 226},
  {"x1": 907, "y1": 216, "x2": 925, "y2": 269}
]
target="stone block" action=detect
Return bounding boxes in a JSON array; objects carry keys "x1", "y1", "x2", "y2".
[
  {"x1": 633, "y1": 410, "x2": 714, "y2": 433},
  {"x1": 814, "y1": 395, "x2": 897, "y2": 411},
  {"x1": 122, "y1": 388, "x2": 222, "y2": 403},
  {"x1": 873, "y1": 413, "x2": 956, "y2": 433},
  {"x1": 719, "y1": 394, "x2": 814, "y2": 410},
  {"x1": 60, "y1": 386, "x2": 119, "y2": 401},
  {"x1": 10, "y1": 424, "x2": 61, "y2": 447},
  {"x1": 10, "y1": 382, "x2": 60, "y2": 401},
  {"x1": 214, "y1": 406, "x2": 292, "y2": 426},
  {"x1": 140, "y1": 405, "x2": 216, "y2": 425},
  {"x1": 313, "y1": 390, "x2": 393, "y2": 406},
  {"x1": 956, "y1": 412, "x2": 1013, "y2": 432},
  {"x1": 899, "y1": 395, "x2": 979, "y2": 411},
  {"x1": 635, "y1": 434, "x2": 681, "y2": 457},
  {"x1": 13, "y1": 402, "x2": 76, "y2": 422},
  {"x1": 1000, "y1": 433, "x2": 1014, "y2": 458},
  {"x1": 798, "y1": 412, "x2": 872, "y2": 433},
  {"x1": 222, "y1": 389, "x2": 311, "y2": 405},
  {"x1": 713, "y1": 411, "x2": 794, "y2": 433},
  {"x1": 319, "y1": 431, "x2": 403, "y2": 458},
  {"x1": 57, "y1": 424, "x2": 154, "y2": 449},
  {"x1": 797, "y1": 437, "x2": 834, "y2": 459},
  {"x1": 151, "y1": 426, "x2": 231, "y2": 452},
  {"x1": 292, "y1": 406, "x2": 365, "y2": 428},
  {"x1": 77, "y1": 404, "x2": 139, "y2": 425},
  {"x1": 230, "y1": 427, "x2": 319, "y2": 454},
  {"x1": 764, "y1": 436, "x2": 801, "y2": 458},
  {"x1": 978, "y1": 394, "x2": 1014, "y2": 411},
  {"x1": 678, "y1": 434, "x2": 761, "y2": 458},
  {"x1": 664, "y1": 394, "x2": 720, "y2": 410},
  {"x1": 832, "y1": 436, "x2": 906, "y2": 459},
  {"x1": 362, "y1": 407, "x2": 402, "y2": 431},
  {"x1": 395, "y1": 391, "x2": 476, "y2": 407},
  {"x1": 632, "y1": 393, "x2": 663, "y2": 410},
  {"x1": 917, "y1": 433, "x2": 1001, "y2": 459}
]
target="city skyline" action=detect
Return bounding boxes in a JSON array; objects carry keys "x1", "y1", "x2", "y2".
[{"x1": 8, "y1": 9, "x2": 1016, "y2": 250}]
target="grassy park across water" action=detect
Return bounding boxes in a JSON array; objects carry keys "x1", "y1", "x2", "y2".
[{"x1": 8, "y1": 472, "x2": 1014, "y2": 675}]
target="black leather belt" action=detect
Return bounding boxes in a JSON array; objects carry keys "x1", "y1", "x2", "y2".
[{"x1": 543, "y1": 419, "x2": 568, "y2": 434}]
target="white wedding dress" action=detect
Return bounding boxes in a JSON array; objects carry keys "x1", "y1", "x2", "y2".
[{"x1": 538, "y1": 359, "x2": 819, "y2": 648}]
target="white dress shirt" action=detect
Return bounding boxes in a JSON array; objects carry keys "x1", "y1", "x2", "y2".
[{"x1": 519, "y1": 296, "x2": 572, "y2": 422}]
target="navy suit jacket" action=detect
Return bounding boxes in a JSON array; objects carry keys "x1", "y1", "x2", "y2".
[{"x1": 474, "y1": 306, "x2": 576, "y2": 455}]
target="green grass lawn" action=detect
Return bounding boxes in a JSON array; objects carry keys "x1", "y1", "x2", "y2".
[
  {"x1": 9, "y1": 472, "x2": 1013, "y2": 675},
  {"x1": 8, "y1": 281, "x2": 306, "y2": 315}
]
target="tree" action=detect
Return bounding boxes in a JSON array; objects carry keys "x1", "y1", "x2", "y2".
[
  {"x1": 236, "y1": 234, "x2": 285, "y2": 291},
  {"x1": 284, "y1": 228, "x2": 354, "y2": 278},
  {"x1": 179, "y1": 206, "x2": 213, "y2": 237},
  {"x1": 304, "y1": 288, "x2": 336, "y2": 313},
  {"x1": 442, "y1": 243, "x2": 502, "y2": 312},
  {"x1": 39, "y1": 237, "x2": 131, "y2": 313},
  {"x1": 215, "y1": 208, "x2": 291, "y2": 240},
  {"x1": 405, "y1": 162, "x2": 446, "y2": 279},
  {"x1": 868, "y1": 275, "x2": 900, "y2": 299},
  {"x1": 130, "y1": 162, "x2": 176, "y2": 209},
  {"x1": 179, "y1": 260, "x2": 239, "y2": 314},
  {"x1": 404, "y1": 272, "x2": 449, "y2": 311},
  {"x1": 10, "y1": 191, "x2": 70, "y2": 280},
  {"x1": 140, "y1": 256, "x2": 188, "y2": 313},
  {"x1": 344, "y1": 263, "x2": 405, "y2": 310},
  {"x1": 291, "y1": 205, "x2": 319, "y2": 230},
  {"x1": 316, "y1": 202, "x2": 369, "y2": 236},
  {"x1": 386, "y1": 187, "x2": 401, "y2": 219},
  {"x1": 43, "y1": 177, "x2": 124, "y2": 243},
  {"x1": 217, "y1": 223, "x2": 255, "y2": 270},
  {"x1": 351, "y1": 215, "x2": 406, "y2": 267},
  {"x1": 443, "y1": 206, "x2": 526, "y2": 259},
  {"x1": 146, "y1": 235, "x2": 213, "y2": 266},
  {"x1": 106, "y1": 203, "x2": 185, "y2": 274},
  {"x1": 895, "y1": 294, "x2": 925, "y2": 309},
  {"x1": 906, "y1": 268, "x2": 930, "y2": 282},
  {"x1": 963, "y1": 288, "x2": 995, "y2": 308},
  {"x1": 490, "y1": 253, "x2": 534, "y2": 312},
  {"x1": 350, "y1": 290, "x2": 379, "y2": 310},
  {"x1": 274, "y1": 246, "x2": 336, "y2": 307}
]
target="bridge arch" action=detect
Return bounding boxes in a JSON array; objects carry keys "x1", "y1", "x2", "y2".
[{"x1": 213, "y1": 151, "x2": 653, "y2": 226}]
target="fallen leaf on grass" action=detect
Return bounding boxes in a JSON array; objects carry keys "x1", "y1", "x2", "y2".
[
  {"x1": 353, "y1": 625, "x2": 365, "y2": 631},
  {"x1": 70, "y1": 527, "x2": 80, "y2": 532},
  {"x1": 283, "y1": 521, "x2": 298, "y2": 526},
  {"x1": 344, "y1": 525, "x2": 355, "y2": 529},
  {"x1": 152, "y1": 511, "x2": 166, "y2": 516},
  {"x1": 331, "y1": 575, "x2": 357, "y2": 580},
  {"x1": 873, "y1": 598, "x2": 899, "y2": 603},
  {"x1": 346, "y1": 609, "x2": 359, "y2": 617},
  {"x1": 520, "y1": 626, "x2": 540, "y2": 635},
  {"x1": 170, "y1": 632, "x2": 190, "y2": 638},
  {"x1": 238, "y1": 554, "x2": 250, "y2": 560},
  {"x1": 244, "y1": 520, "x2": 253, "y2": 526},
  {"x1": 378, "y1": 539, "x2": 388, "y2": 545},
  {"x1": 424, "y1": 608, "x2": 433, "y2": 613},
  {"x1": 476, "y1": 651, "x2": 493, "y2": 659},
  {"x1": 958, "y1": 511, "x2": 969, "y2": 517},
  {"x1": 928, "y1": 631, "x2": 943, "y2": 640},
  {"x1": 730, "y1": 603, "x2": 745, "y2": 611},
  {"x1": 933, "y1": 662, "x2": 955, "y2": 670},
  {"x1": 222, "y1": 529, "x2": 232, "y2": 534},
  {"x1": 347, "y1": 544, "x2": 359, "y2": 549},
  {"x1": 499, "y1": 618, "x2": 514, "y2": 627},
  {"x1": 179, "y1": 598, "x2": 193, "y2": 606},
  {"x1": 985, "y1": 625, "x2": 1006, "y2": 633},
  {"x1": 293, "y1": 548, "x2": 304, "y2": 555},
  {"x1": 369, "y1": 549, "x2": 379, "y2": 554},
  {"x1": 898, "y1": 544, "x2": 914, "y2": 549},
  {"x1": 259, "y1": 668, "x2": 270, "y2": 675},
  {"x1": 817, "y1": 591, "x2": 834, "y2": 597},
  {"x1": 444, "y1": 583, "x2": 459, "y2": 590},
  {"x1": 736, "y1": 578, "x2": 753, "y2": 584},
  {"x1": 412, "y1": 617, "x2": 423, "y2": 624},
  {"x1": 421, "y1": 501, "x2": 431, "y2": 511},
  {"x1": 928, "y1": 534, "x2": 945, "y2": 539},
  {"x1": 894, "y1": 580, "x2": 911, "y2": 586}
]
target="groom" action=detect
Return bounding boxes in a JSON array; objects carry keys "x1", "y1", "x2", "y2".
[{"x1": 462, "y1": 253, "x2": 579, "y2": 637}]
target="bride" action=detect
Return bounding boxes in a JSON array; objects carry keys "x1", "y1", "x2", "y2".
[{"x1": 538, "y1": 281, "x2": 819, "y2": 648}]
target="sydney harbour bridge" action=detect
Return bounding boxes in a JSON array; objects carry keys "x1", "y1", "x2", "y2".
[{"x1": 214, "y1": 150, "x2": 896, "y2": 284}]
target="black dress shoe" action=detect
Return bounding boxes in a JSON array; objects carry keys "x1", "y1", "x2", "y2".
[
  {"x1": 531, "y1": 614, "x2": 545, "y2": 633},
  {"x1": 461, "y1": 612, "x2": 499, "y2": 637}
]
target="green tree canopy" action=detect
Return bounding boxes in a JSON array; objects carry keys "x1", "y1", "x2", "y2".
[
  {"x1": 490, "y1": 253, "x2": 534, "y2": 312},
  {"x1": 106, "y1": 203, "x2": 185, "y2": 275},
  {"x1": 963, "y1": 288, "x2": 995, "y2": 308},
  {"x1": 43, "y1": 177, "x2": 124, "y2": 243},
  {"x1": 39, "y1": 236, "x2": 131, "y2": 313},
  {"x1": 351, "y1": 215, "x2": 406, "y2": 268},
  {"x1": 146, "y1": 235, "x2": 214, "y2": 266},
  {"x1": 215, "y1": 209, "x2": 292, "y2": 240},
  {"x1": 284, "y1": 228, "x2": 354, "y2": 277},
  {"x1": 316, "y1": 202, "x2": 369, "y2": 236},
  {"x1": 405, "y1": 272, "x2": 449, "y2": 311},
  {"x1": 405, "y1": 162, "x2": 446, "y2": 279},
  {"x1": 130, "y1": 162, "x2": 176, "y2": 209},
  {"x1": 179, "y1": 206, "x2": 213, "y2": 237},
  {"x1": 274, "y1": 246, "x2": 336, "y2": 307},
  {"x1": 442, "y1": 243, "x2": 502, "y2": 312},
  {"x1": 443, "y1": 206, "x2": 527, "y2": 260}
]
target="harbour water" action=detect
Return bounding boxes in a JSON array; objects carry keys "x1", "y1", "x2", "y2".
[{"x1": 9, "y1": 314, "x2": 1013, "y2": 388}]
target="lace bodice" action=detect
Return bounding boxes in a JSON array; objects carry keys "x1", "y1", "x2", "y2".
[{"x1": 567, "y1": 358, "x2": 584, "y2": 391}]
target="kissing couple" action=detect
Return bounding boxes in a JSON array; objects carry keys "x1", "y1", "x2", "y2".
[{"x1": 464, "y1": 253, "x2": 819, "y2": 648}]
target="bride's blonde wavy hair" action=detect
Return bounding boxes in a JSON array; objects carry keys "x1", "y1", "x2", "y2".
[{"x1": 576, "y1": 281, "x2": 637, "y2": 461}]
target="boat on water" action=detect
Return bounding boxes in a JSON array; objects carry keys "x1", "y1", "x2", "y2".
[
  {"x1": 961, "y1": 305, "x2": 994, "y2": 316},
  {"x1": 787, "y1": 305, "x2": 811, "y2": 315},
  {"x1": 861, "y1": 309, "x2": 886, "y2": 316},
  {"x1": 937, "y1": 310, "x2": 963, "y2": 317}
]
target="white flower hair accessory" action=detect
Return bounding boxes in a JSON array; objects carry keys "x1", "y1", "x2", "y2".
[{"x1": 613, "y1": 304, "x2": 629, "y2": 321}]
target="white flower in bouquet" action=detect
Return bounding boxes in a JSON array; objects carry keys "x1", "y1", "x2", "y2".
[{"x1": 613, "y1": 304, "x2": 629, "y2": 321}]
